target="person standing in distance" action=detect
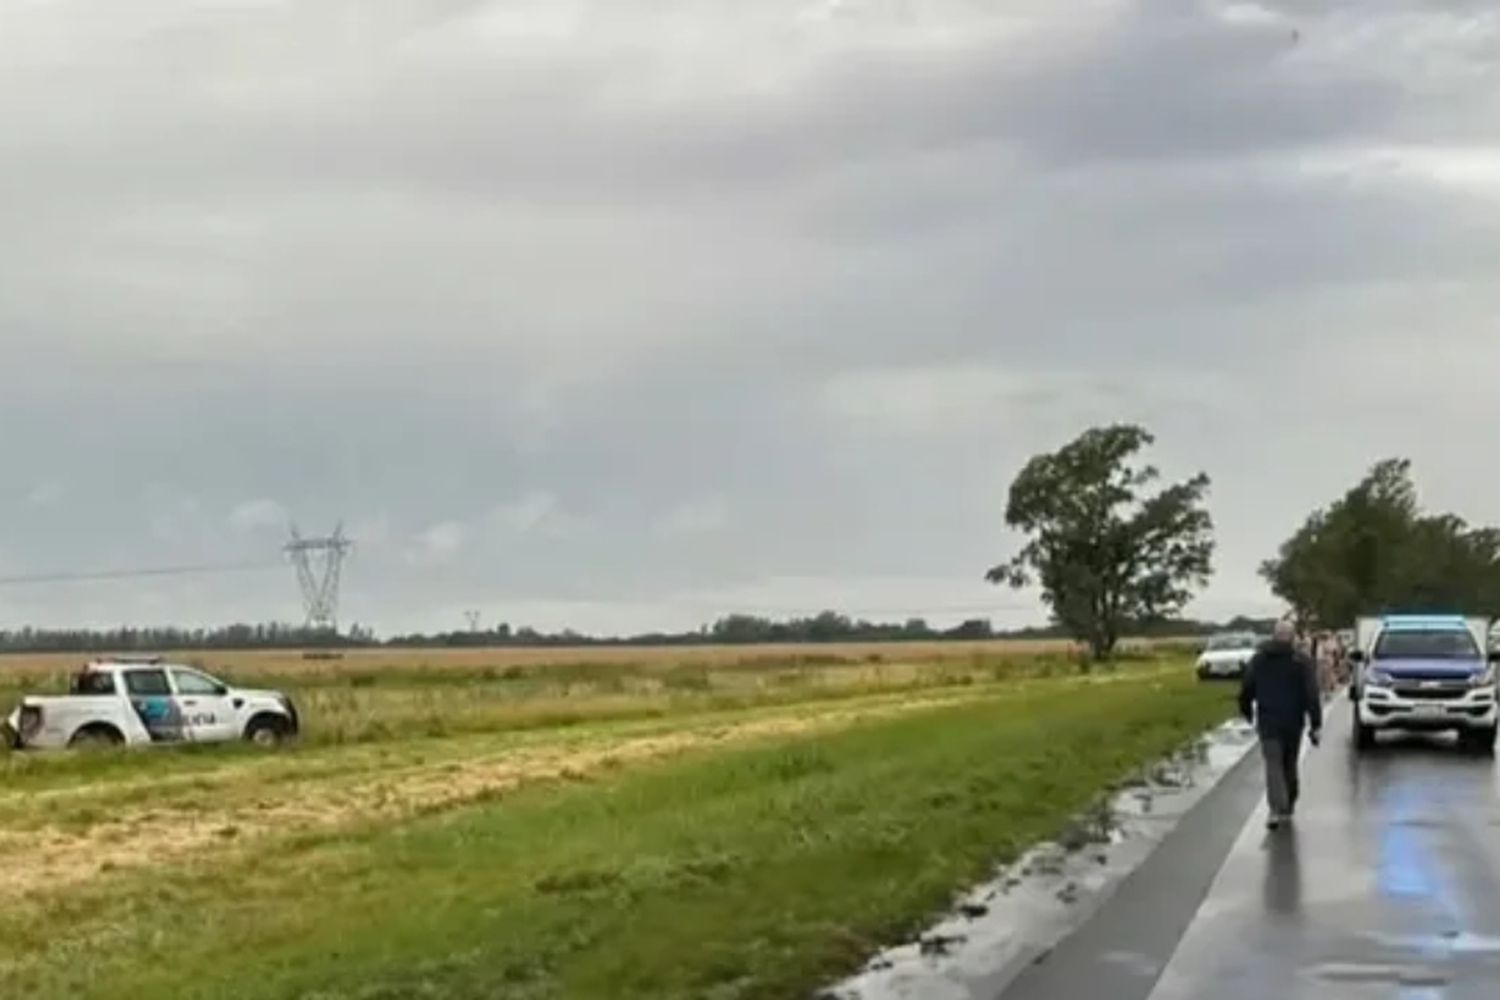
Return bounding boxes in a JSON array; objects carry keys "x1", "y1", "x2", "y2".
[{"x1": 1240, "y1": 619, "x2": 1323, "y2": 830}]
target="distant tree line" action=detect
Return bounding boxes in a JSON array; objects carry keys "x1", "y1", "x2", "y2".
[
  {"x1": 0, "y1": 611, "x2": 1263, "y2": 655},
  {"x1": 0, "y1": 623, "x2": 377, "y2": 654}
]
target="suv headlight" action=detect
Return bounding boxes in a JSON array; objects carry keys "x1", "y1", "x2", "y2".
[
  {"x1": 1473, "y1": 665, "x2": 1497, "y2": 687},
  {"x1": 1366, "y1": 669, "x2": 1394, "y2": 688}
]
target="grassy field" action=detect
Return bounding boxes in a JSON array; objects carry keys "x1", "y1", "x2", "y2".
[
  {"x1": 0, "y1": 639, "x2": 1185, "y2": 746},
  {"x1": 0, "y1": 641, "x2": 1229, "y2": 999}
]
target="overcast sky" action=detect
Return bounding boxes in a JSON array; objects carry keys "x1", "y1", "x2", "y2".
[{"x1": 1, "y1": 0, "x2": 1498, "y2": 635}]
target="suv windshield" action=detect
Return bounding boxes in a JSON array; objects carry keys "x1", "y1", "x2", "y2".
[
  {"x1": 1206, "y1": 634, "x2": 1257, "y2": 652},
  {"x1": 1373, "y1": 628, "x2": 1480, "y2": 660}
]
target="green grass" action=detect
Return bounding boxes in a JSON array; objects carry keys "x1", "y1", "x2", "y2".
[{"x1": 0, "y1": 667, "x2": 1233, "y2": 1000}]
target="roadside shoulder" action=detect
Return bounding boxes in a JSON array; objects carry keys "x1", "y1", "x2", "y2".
[{"x1": 825, "y1": 716, "x2": 1261, "y2": 1000}]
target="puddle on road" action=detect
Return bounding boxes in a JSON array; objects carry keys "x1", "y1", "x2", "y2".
[
  {"x1": 820, "y1": 720, "x2": 1257, "y2": 1000},
  {"x1": 1369, "y1": 931, "x2": 1500, "y2": 959},
  {"x1": 1315, "y1": 963, "x2": 1450, "y2": 987},
  {"x1": 1308, "y1": 931, "x2": 1500, "y2": 991}
]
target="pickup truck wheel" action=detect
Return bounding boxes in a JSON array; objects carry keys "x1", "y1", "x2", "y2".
[
  {"x1": 69, "y1": 724, "x2": 124, "y2": 749},
  {"x1": 244, "y1": 715, "x2": 290, "y2": 748}
]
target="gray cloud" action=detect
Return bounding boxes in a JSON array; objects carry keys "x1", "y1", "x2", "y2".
[{"x1": 1, "y1": 0, "x2": 1498, "y2": 633}]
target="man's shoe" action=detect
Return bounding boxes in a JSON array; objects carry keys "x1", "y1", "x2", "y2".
[{"x1": 1267, "y1": 815, "x2": 1282, "y2": 830}]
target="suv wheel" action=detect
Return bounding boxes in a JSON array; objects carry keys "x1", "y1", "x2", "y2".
[
  {"x1": 1460, "y1": 727, "x2": 1497, "y2": 757},
  {"x1": 1353, "y1": 707, "x2": 1376, "y2": 752}
]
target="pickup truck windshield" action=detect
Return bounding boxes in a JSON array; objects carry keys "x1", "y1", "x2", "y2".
[
  {"x1": 172, "y1": 670, "x2": 225, "y2": 696},
  {"x1": 1373, "y1": 629, "x2": 1480, "y2": 660}
]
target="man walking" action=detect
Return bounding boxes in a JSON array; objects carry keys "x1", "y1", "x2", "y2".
[{"x1": 1240, "y1": 620, "x2": 1323, "y2": 829}]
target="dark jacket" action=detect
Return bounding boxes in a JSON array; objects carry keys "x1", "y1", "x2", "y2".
[{"x1": 1239, "y1": 639, "x2": 1322, "y2": 737}]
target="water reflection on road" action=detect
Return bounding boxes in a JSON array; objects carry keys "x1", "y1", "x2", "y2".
[
  {"x1": 1261, "y1": 829, "x2": 1301, "y2": 917},
  {"x1": 1146, "y1": 708, "x2": 1500, "y2": 1000}
]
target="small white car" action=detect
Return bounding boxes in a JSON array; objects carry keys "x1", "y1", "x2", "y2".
[
  {"x1": 1195, "y1": 633, "x2": 1262, "y2": 681},
  {"x1": 3, "y1": 657, "x2": 299, "y2": 750}
]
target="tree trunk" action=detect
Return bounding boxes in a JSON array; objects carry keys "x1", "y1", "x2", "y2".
[{"x1": 1087, "y1": 628, "x2": 1112, "y2": 665}]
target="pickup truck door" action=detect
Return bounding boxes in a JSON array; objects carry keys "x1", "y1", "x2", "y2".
[
  {"x1": 122, "y1": 668, "x2": 187, "y2": 743},
  {"x1": 170, "y1": 669, "x2": 240, "y2": 743}
]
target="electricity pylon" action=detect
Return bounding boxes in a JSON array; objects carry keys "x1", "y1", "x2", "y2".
[{"x1": 285, "y1": 523, "x2": 353, "y2": 632}]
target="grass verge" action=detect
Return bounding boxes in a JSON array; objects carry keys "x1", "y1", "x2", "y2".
[{"x1": 0, "y1": 667, "x2": 1233, "y2": 1000}]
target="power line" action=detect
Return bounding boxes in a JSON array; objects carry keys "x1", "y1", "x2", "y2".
[{"x1": 0, "y1": 561, "x2": 283, "y2": 588}]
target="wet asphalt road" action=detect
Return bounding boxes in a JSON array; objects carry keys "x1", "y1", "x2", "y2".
[{"x1": 1002, "y1": 700, "x2": 1500, "y2": 999}]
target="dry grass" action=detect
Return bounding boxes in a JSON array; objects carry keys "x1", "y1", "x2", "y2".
[
  {"x1": 0, "y1": 636, "x2": 1186, "y2": 684},
  {"x1": 1, "y1": 639, "x2": 1192, "y2": 748}
]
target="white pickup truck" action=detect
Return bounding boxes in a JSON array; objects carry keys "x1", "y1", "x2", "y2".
[
  {"x1": 1349, "y1": 614, "x2": 1498, "y2": 755},
  {"x1": 2, "y1": 657, "x2": 299, "y2": 750}
]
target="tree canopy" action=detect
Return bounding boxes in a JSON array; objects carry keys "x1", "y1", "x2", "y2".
[
  {"x1": 986, "y1": 424, "x2": 1215, "y2": 658},
  {"x1": 1260, "y1": 458, "x2": 1500, "y2": 625}
]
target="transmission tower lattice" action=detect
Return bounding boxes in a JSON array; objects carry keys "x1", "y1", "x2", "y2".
[{"x1": 285, "y1": 524, "x2": 353, "y2": 632}]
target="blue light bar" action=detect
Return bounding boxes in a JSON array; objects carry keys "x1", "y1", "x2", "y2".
[{"x1": 1381, "y1": 614, "x2": 1470, "y2": 631}]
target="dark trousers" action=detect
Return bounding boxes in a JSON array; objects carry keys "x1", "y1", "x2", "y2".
[{"x1": 1260, "y1": 728, "x2": 1303, "y2": 815}]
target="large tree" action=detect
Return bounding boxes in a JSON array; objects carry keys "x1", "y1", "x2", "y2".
[
  {"x1": 986, "y1": 424, "x2": 1215, "y2": 659},
  {"x1": 1261, "y1": 458, "x2": 1500, "y2": 625}
]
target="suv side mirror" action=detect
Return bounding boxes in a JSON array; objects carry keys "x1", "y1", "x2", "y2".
[{"x1": 1349, "y1": 650, "x2": 1365, "y2": 664}]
